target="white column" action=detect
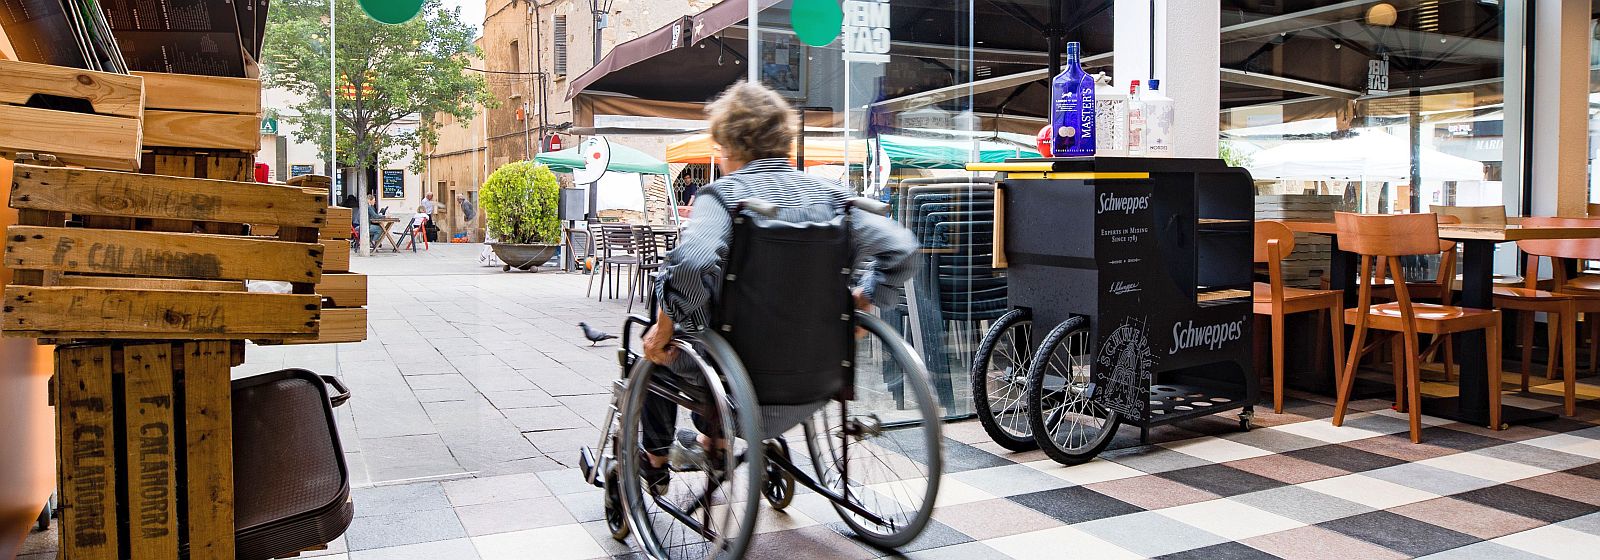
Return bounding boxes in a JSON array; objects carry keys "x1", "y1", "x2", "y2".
[
  {"x1": 1529, "y1": 0, "x2": 1590, "y2": 217},
  {"x1": 1115, "y1": 0, "x2": 1221, "y2": 158}
]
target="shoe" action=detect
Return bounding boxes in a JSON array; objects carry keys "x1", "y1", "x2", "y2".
[
  {"x1": 639, "y1": 452, "x2": 670, "y2": 496},
  {"x1": 668, "y1": 428, "x2": 709, "y2": 472}
]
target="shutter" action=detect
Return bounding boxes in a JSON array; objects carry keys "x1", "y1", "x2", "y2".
[{"x1": 553, "y1": 15, "x2": 568, "y2": 77}]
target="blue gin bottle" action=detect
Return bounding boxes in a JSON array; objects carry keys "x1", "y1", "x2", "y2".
[{"x1": 1051, "y1": 42, "x2": 1096, "y2": 157}]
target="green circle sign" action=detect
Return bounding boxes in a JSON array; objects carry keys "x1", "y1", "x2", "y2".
[
  {"x1": 790, "y1": 0, "x2": 844, "y2": 47},
  {"x1": 359, "y1": 0, "x2": 426, "y2": 25}
]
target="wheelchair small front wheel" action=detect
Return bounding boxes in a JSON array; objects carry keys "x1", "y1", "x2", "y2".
[
  {"x1": 1027, "y1": 316, "x2": 1121, "y2": 465},
  {"x1": 762, "y1": 440, "x2": 796, "y2": 510},
  {"x1": 603, "y1": 466, "x2": 629, "y2": 541}
]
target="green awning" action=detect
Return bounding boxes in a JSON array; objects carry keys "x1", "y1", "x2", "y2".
[
  {"x1": 879, "y1": 135, "x2": 1041, "y2": 170},
  {"x1": 534, "y1": 143, "x2": 670, "y2": 175}
]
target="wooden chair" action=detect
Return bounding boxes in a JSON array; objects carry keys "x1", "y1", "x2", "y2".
[
  {"x1": 1491, "y1": 220, "x2": 1590, "y2": 416},
  {"x1": 1518, "y1": 216, "x2": 1600, "y2": 378},
  {"x1": 1331, "y1": 212, "x2": 1503, "y2": 442},
  {"x1": 1254, "y1": 221, "x2": 1346, "y2": 413}
]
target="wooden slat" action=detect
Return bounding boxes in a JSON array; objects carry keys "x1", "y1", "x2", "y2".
[
  {"x1": 206, "y1": 153, "x2": 255, "y2": 182},
  {"x1": 324, "y1": 207, "x2": 353, "y2": 239},
  {"x1": 319, "y1": 273, "x2": 367, "y2": 308},
  {"x1": 142, "y1": 110, "x2": 260, "y2": 151},
  {"x1": 323, "y1": 240, "x2": 350, "y2": 273},
  {"x1": 133, "y1": 72, "x2": 260, "y2": 115},
  {"x1": 58, "y1": 276, "x2": 246, "y2": 292},
  {"x1": 3, "y1": 286, "x2": 320, "y2": 339},
  {"x1": 273, "y1": 307, "x2": 365, "y2": 345},
  {"x1": 0, "y1": 105, "x2": 140, "y2": 171},
  {"x1": 287, "y1": 175, "x2": 333, "y2": 190},
  {"x1": 10, "y1": 164, "x2": 328, "y2": 227},
  {"x1": 1, "y1": 59, "x2": 144, "y2": 118},
  {"x1": 55, "y1": 344, "x2": 120, "y2": 560},
  {"x1": 1282, "y1": 220, "x2": 1600, "y2": 242},
  {"x1": 122, "y1": 343, "x2": 178, "y2": 559},
  {"x1": 182, "y1": 341, "x2": 235, "y2": 560},
  {"x1": 7, "y1": 226, "x2": 324, "y2": 283}
]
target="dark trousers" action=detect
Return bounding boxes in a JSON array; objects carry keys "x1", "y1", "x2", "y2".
[{"x1": 641, "y1": 355, "x2": 721, "y2": 456}]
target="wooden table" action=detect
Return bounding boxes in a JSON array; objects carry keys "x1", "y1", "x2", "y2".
[
  {"x1": 1284, "y1": 219, "x2": 1600, "y2": 427},
  {"x1": 372, "y1": 217, "x2": 401, "y2": 253}
]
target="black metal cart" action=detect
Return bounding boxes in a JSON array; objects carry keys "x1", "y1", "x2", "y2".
[{"x1": 969, "y1": 157, "x2": 1258, "y2": 464}]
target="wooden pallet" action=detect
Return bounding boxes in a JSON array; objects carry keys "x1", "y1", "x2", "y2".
[
  {"x1": 135, "y1": 73, "x2": 261, "y2": 151},
  {"x1": 276, "y1": 176, "x2": 366, "y2": 345},
  {"x1": 0, "y1": 60, "x2": 143, "y2": 170}
]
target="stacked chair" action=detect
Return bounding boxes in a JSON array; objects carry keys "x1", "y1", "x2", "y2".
[{"x1": 896, "y1": 177, "x2": 1004, "y2": 409}]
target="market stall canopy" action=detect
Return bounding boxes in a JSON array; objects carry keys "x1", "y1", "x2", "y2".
[
  {"x1": 1246, "y1": 132, "x2": 1486, "y2": 182},
  {"x1": 535, "y1": 144, "x2": 669, "y2": 176},
  {"x1": 666, "y1": 134, "x2": 869, "y2": 167},
  {"x1": 880, "y1": 135, "x2": 1040, "y2": 169}
]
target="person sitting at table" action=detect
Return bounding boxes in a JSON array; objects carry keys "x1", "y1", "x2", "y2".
[{"x1": 366, "y1": 194, "x2": 384, "y2": 248}]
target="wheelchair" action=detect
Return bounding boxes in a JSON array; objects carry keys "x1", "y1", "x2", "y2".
[{"x1": 578, "y1": 198, "x2": 945, "y2": 559}]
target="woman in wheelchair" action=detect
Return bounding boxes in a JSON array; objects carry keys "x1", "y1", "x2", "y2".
[{"x1": 593, "y1": 82, "x2": 942, "y2": 559}]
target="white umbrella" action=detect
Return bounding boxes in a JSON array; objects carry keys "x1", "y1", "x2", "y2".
[{"x1": 1247, "y1": 131, "x2": 1485, "y2": 182}]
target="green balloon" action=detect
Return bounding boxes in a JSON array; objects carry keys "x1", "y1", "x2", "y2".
[
  {"x1": 359, "y1": 0, "x2": 426, "y2": 25},
  {"x1": 790, "y1": 0, "x2": 844, "y2": 47}
]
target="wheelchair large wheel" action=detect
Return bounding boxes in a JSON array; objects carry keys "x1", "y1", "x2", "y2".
[
  {"x1": 1027, "y1": 317, "x2": 1121, "y2": 465},
  {"x1": 617, "y1": 335, "x2": 764, "y2": 560},
  {"x1": 803, "y1": 310, "x2": 942, "y2": 549},
  {"x1": 970, "y1": 308, "x2": 1037, "y2": 451}
]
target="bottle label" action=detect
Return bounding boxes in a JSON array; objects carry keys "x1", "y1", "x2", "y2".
[{"x1": 1095, "y1": 98, "x2": 1127, "y2": 154}]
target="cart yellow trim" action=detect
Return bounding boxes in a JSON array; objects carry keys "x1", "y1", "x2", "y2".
[
  {"x1": 965, "y1": 162, "x2": 1058, "y2": 172},
  {"x1": 1003, "y1": 172, "x2": 1151, "y2": 180}
]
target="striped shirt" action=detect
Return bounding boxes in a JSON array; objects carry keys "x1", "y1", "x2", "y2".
[{"x1": 655, "y1": 158, "x2": 920, "y2": 332}]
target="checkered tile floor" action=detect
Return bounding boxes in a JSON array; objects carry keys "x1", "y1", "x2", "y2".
[{"x1": 17, "y1": 373, "x2": 1600, "y2": 559}]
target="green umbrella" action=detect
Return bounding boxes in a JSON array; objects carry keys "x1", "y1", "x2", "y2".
[
  {"x1": 534, "y1": 143, "x2": 669, "y2": 176},
  {"x1": 879, "y1": 135, "x2": 1041, "y2": 170}
]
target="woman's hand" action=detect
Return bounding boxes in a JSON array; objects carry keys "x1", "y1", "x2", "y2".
[
  {"x1": 852, "y1": 288, "x2": 873, "y2": 338},
  {"x1": 643, "y1": 311, "x2": 679, "y2": 365}
]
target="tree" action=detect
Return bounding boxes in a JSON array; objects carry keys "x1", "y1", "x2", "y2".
[{"x1": 263, "y1": 0, "x2": 491, "y2": 184}]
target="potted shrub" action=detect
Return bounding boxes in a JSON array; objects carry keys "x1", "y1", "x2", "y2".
[{"x1": 481, "y1": 161, "x2": 562, "y2": 271}]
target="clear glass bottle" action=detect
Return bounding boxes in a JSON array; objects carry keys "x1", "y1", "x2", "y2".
[
  {"x1": 1126, "y1": 80, "x2": 1145, "y2": 157},
  {"x1": 1143, "y1": 79, "x2": 1175, "y2": 157},
  {"x1": 1050, "y1": 42, "x2": 1096, "y2": 157}
]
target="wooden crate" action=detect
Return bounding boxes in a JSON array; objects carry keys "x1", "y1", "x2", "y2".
[
  {"x1": 135, "y1": 73, "x2": 261, "y2": 152},
  {"x1": 53, "y1": 341, "x2": 238, "y2": 560},
  {"x1": 0, "y1": 60, "x2": 143, "y2": 170},
  {"x1": 3, "y1": 164, "x2": 328, "y2": 342}
]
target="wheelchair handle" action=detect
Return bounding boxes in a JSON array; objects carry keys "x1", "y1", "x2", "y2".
[{"x1": 848, "y1": 197, "x2": 891, "y2": 217}]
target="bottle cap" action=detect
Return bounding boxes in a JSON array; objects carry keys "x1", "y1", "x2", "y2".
[{"x1": 1150, "y1": 79, "x2": 1161, "y2": 90}]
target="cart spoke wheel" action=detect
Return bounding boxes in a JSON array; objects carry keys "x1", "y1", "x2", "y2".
[
  {"x1": 1027, "y1": 317, "x2": 1120, "y2": 465},
  {"x1": 971, "y1": 309, "x2": 1039, "y2": 451}
]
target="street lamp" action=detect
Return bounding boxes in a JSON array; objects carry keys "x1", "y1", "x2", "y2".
[{"x1": 589, "y1": 0, "x2": 615, "y2": 69}]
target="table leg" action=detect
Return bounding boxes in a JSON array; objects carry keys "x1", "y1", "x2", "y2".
[{"x1": 1419, "y1": 240, "x2": 1554, "y2": 427}]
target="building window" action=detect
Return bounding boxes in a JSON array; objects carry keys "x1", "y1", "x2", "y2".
[
  {"x1": 510, "y1": 40, "x2": 520, "y2": 73},
  {"x1": 553, "y1": 15, "x2": 568, "y2": 77}
]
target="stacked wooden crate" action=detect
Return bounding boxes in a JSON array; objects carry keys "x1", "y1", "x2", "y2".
[
  {"x1": 4, "y1": 164, "x2": 329, "y2": 560},
  {"x1": 288, "y1": 174, "x2": 368, "y2": 345},
  {"x1": 1256, "y1": 195, "x2": 1341, "y2": 288},
  {"x1": 0, "y1": 60, "x2": 359, "y2": 560}
]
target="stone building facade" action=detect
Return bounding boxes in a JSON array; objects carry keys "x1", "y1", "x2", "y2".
[{"x1": 425, "y1": 0, "x2": 719, "y2": 239}]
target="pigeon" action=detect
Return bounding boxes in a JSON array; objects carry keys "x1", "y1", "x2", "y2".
[{"x1": 579, "y1": 322, "x2": 617, "y2": 346}]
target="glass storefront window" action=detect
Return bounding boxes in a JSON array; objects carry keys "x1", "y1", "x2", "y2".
[{"x1": 1221, "y1": 1, "x2": 1510, "y2": 216}]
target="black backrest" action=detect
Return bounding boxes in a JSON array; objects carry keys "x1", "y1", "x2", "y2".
[{"x1": 715, "y1": 209, "x2": 854, "y2": 405}]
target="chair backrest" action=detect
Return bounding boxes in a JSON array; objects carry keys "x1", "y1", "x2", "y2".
[
  {"x1": 1517, "y1": 216, "x2": 1600, "y2": 260},
  {"x1": 1253, "y1": 220, "x2": 1296, "y2": 264},
  {"x1": 1334, "y1": 212, "x2": 1440, "y2": 257},
  {"x1": 601, "y1": 224, "x2": 637, "y2": 254},
  {"x1": 1430, "y1": 205, "x2": 1507, "y2": 226}
]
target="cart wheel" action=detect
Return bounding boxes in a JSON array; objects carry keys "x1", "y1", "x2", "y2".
[
  {"x1": 503, "y1": 264, "x2": 512, "y2": 272},
  {"x1": 762, "y1": 441, "x2": 796, "y2": 510},
  {"x1": 603, "y1": 467, "x2": 629, "y2": 541},
  {"x1": 1239, "y1": 409, "x2": 1255, "y2": 432},
  {"x1": 1026, "y1": 316, "x2": 1121, "y2": 465},
  {"x1": 971, "y1": 309, "x2": 1038, "y2": 452}
]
